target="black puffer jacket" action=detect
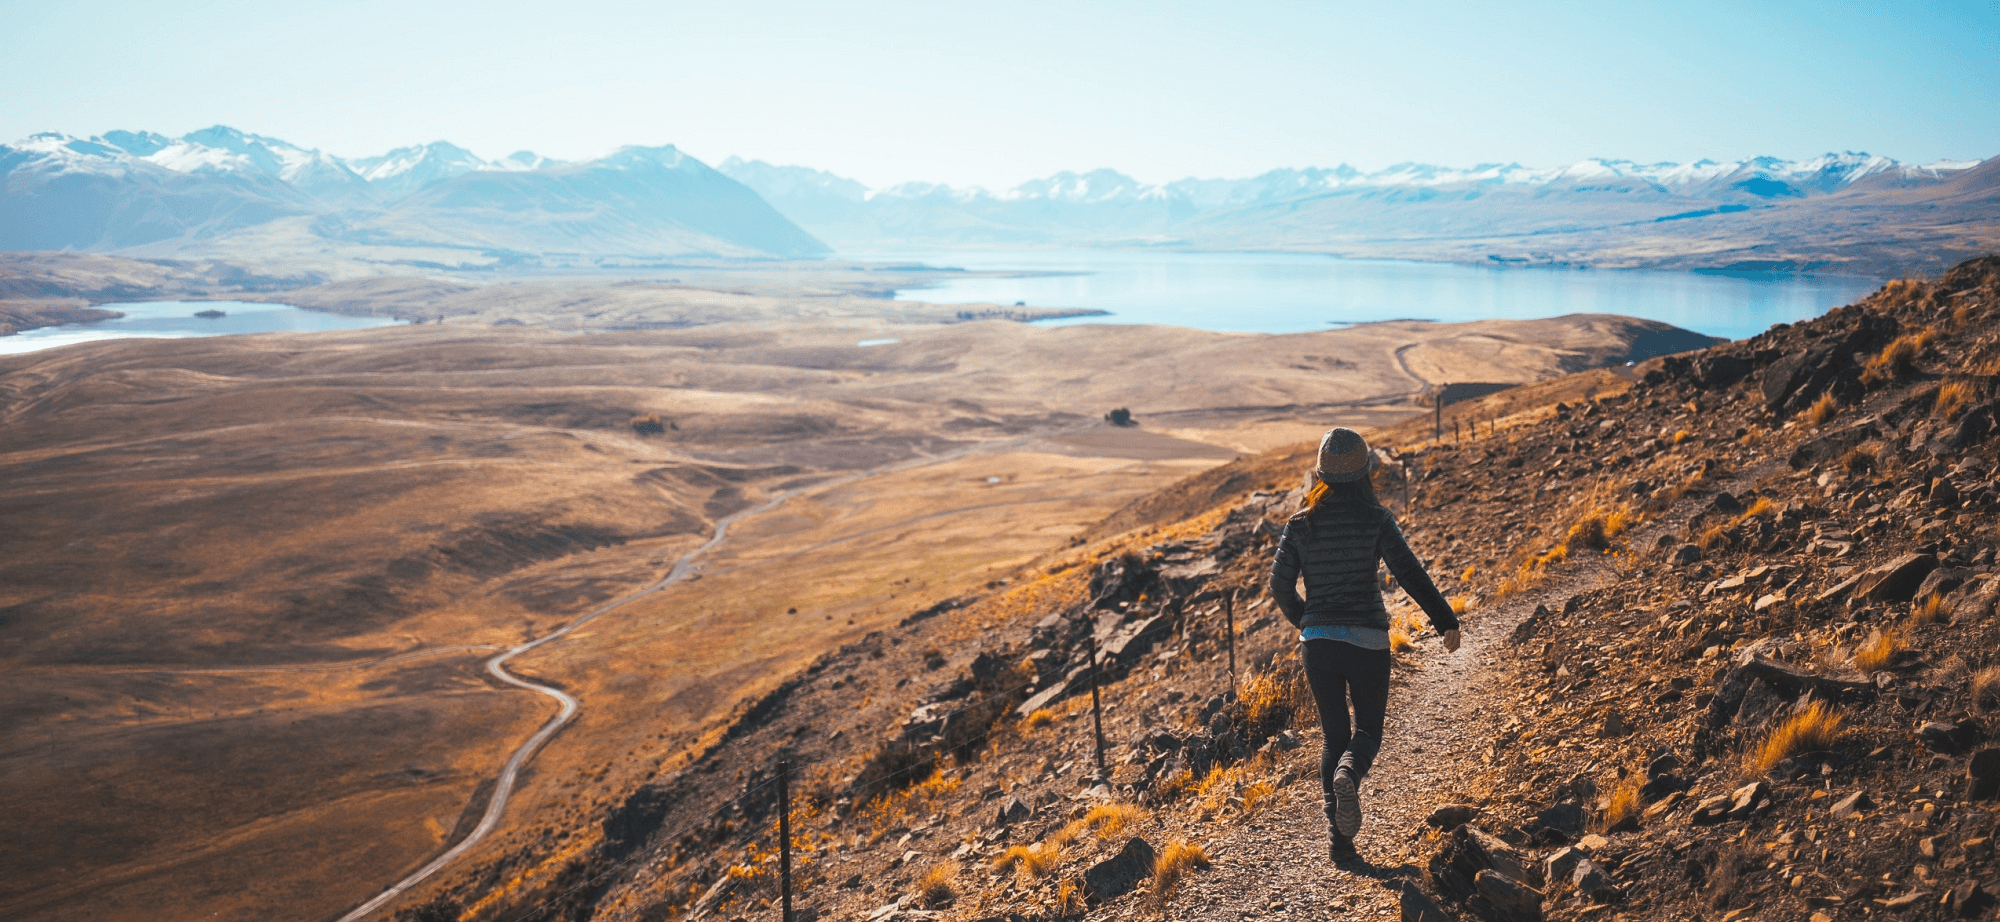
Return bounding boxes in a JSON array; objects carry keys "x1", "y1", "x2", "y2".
[{"x1": 1268, "y1": 500, "x2": 1459, "y2": 633}]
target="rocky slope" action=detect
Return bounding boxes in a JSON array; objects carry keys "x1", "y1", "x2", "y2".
[{"x1": 376, "y1": 255, "x2": 2000, "y2": 922}]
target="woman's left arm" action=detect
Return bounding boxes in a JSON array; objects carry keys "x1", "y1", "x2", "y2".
[{"x1": 1379, "y1": 514, "x2": 1460, "y2": 635}]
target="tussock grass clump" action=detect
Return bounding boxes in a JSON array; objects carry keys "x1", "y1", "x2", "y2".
[
  {"x1": 1388, "y1": 626, "x2": 1414, "y2": 653},
  {"x1": 1972, "y1": 667, "x2": 2000, "y2": 713},
  {"x1": 1697, "y1": 523, "x2": 1733, "y2": 552},
  {"x1": 1861, "y1": 330, "x2": 1931, "y2": 386},
  {"x1": 1148, "y1": 838, "x2": 1213, "y2": 908},
  {"x1": 1852, "y1": 629, "x2": 1903, "y2": 672},
  {"x1": 1566, "y1": 508, "x2": 1630, "y2": 552},
  {"x1": 1082, "y1": 802, "x2": 1146, "y2": 840},
  {"x1": 1745, "y1": 701, "x2": 1845, "y2": 777},
  {"x1": 1840, "y1": 445, "x2": 1876, "y2": 474},
  {"x1": 1241, "y1": 660, "x2": 1313, "y2": 732},
  {"x1": 1025, "y1": 709, "x2": 1056, "y2": 730},
  {"x1": 1054, "y1": 879, "x2": 1087, "y2": 917},
  {"x1": 1450, "y1": 595, "x2": 1470, "y2": 616},
  {"x1": 1597, "y1": 774, "x2": 1644, "y2": 832},
  {"x1": 916, "y1": 860, "x2": 959, "y2": 907},
  {"x1": 1914, "y1": 594, "x2": 1951, "y2": 626},
  {"x1": 994, "y1": 827, "x2": 1074, "y2": 884},
  {"x1": 1673, "y1": 428, "x2": 1693, "y2": 445},
  {"x1": 1806, "y1": 393, "x2": 1839, "y2": 426},
  {"x1": 1460, "y1": 565, "x2": 1477, "y2": 583},
  {"x1": 1935, "y1": 381, "x2": 1979, "y2": 421},
  {"x1": 1240, "y1": 780, "x2": 1276, "y2": 814}
]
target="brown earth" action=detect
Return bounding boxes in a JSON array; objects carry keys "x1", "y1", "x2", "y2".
[{"x1": 0, "y1": 304, "x2": 1698, "y2": 922}]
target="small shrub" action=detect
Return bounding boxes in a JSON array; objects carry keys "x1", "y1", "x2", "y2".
[
  {"x1": 1597, "y1": 774, "x2": 1643, "y2": 832},
  {"x1": 1972, "y1": 667, "x2": 2000, "y2": 713},
  {"x1": 1840, "y1": 446, "x2": 1875, "y2": 474},
  {"x1": 630, "y1": 413, "x2": 666, "y2": 435},
  {"x1": 916, "y1": 860, "x2": 959, "y2": 907},
  {"x1": 1566, "y1": 508, "x2": 1630, "y2": 552},
  {"x1": 1935, "y1": 381, "x2": 1978, "y2": 421},
  {"x1": 1745, "y1": 701, "x2": 1845, "y2": 776},
  {"x1": 1806, "y1": 393, "x2": 1839, "y2": 426},
  {"x1": 1148, "y1": 838, "x2": 1213, "y2": 908},
  {"x1": 1851, "y1": 629, "x2": 1902, "y2": 673}
]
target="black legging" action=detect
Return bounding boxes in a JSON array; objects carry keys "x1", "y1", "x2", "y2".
[{"x1": 1301, "y1": 639, "x2": 1391, "y2": 806}]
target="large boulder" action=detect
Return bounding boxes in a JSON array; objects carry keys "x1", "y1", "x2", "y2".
[{"x1": 1859, "y1": 553, "x2": 1940, "y2": 603}]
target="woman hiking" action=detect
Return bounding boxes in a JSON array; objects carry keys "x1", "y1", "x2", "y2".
[{"x1": 1269, "y1": 427, "x2": 1461, "y2": 860}]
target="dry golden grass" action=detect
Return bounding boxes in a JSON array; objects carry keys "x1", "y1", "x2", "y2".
[
  {"x1": 1862, "y1": 331, "x2": 1928, "y2": 386},
  {"x1": 1240, "y1": 780, "x2": 1276, "y2": 814},
  {"x1": 1742, "y1": 497, "x2": 1778, "y2": 519},
  {"x1": 1673, "y1": 428, "x2": 1692, "y2": 445},
  {"x1": 1025, "y1": 709, "x2": 1056, "y2": 730},
  {"x1": 1914, "y1": 594, "x2": 1951, "y2": 627},
  {"x1": 1147, "y1": 838, "x2": 1213, "y2": 908},
  {"x1": 1566, "y1": 508, "x2": 1628, "y2": 551},
  {"x1": 1450, "y1": 595, "x2": 1470, "y2": 616},
  {"x1": 1240, "y1": 661, "x2": 1313, "y2": 731},
  {"x1": 1973, "y1": 667, "x2": 2000, "y2": 713},
  {"x1": 994, "y1": 833, "x2": 1070, "y2": 884},
  {"x1": 1745, "y1": 701, "x2": 1845, "y2": 777},
  {"x1": 1806, "y1": 393, "x2": 1839, "y2": 427},
  {"x1": 1055, "y1": 878, "x2": 1088, "y2": 917},
  {"x1": 1388, "y1": 626, "x2": 1415, "y2": 653},
  {"x1": 1840, "y1": 445, "x2": 1876, "y2": 474},
  {"x1": 1082, "y1": 802, "x2": 1146, "y2": 840},
  {"x1": 1460, "y1": 565, "x2": 1477, "y2": 583},
  {"x1": 1852, "y1": 629, "x2": 1903, "y2": 672},
  {"x1": 1935, "y1": 381, "x2": 1979, "y2": 421},
  {"x1": 1597, "y1": 775, "x2": 1644, "y2": 832},
  {"x1": 916, "y1": 860, "x2": 960, "y2": 908}
]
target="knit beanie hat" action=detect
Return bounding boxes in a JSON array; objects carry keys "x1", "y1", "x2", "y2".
[{"x1": 1315, "y1": 427, "x2": 1373, "y2": 484}]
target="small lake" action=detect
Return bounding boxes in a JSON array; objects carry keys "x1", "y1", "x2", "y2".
[
  {"x1": 0, "y1": 301, "x2": 403, "y2": 355},
  {"x1": 859, "y1": 249, "x2": 1883, "y2": 341}
]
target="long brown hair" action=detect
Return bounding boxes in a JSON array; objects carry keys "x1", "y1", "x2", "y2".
[{"x1": 1301, "y1": 474, "x2": 1381, "y2": 516}]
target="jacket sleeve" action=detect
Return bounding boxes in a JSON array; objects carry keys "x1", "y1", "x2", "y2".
[
  {"x1": 1268, "y1": 518, "x2": 1305, "y2": 628},
  {"x1": 1378, "y1": 512, "x2": 1460, "y2": 634}
]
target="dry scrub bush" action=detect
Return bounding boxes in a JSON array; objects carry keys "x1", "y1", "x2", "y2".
[
  {"x1": 1082, "y1": 803, "x2": 1146, "y2": 840},
  {"x1": 1806, "y1": 393, "x2": 1839, "y2": 427},
  {"x1": 1935, "y1": 381, "x2": 1979, "y2": 421},
  {"x1": 1972, "y1": 667, "x2": 2000, "y2": 713},
  {"x1": 1597, "y1": 775, "x2": 1644, "y2": 832},
  {"x1": 1148, "y1": 838, "x2": 1213, "y2": 908},
  {"x1": 1852, "y1": 629, "x2": 1903, "y2": 672},
  {"x1": 1840, "y1": 446, "x2": 1876, "y2": 474},
  {"x1": 916, "y1": 861, "x2": 960, "y2": 907},
  {"x1": 1745, "y1": 701, "x2": 1845, "y2": 777}
]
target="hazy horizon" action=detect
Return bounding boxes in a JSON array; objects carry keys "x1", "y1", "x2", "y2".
[{"x1": 5, "y1": 0, "x2": 1996, "y2": 190}]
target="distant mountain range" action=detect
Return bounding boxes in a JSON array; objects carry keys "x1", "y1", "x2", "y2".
[
  {"x1": 717, "y1": 154, "x2": 1995, "y2": 257},
  {"x1": 0, "y1": 127, "x2": 828, "y2": 260},
  {"x1": 2, "y1": 126, "x2": 1995, "y2": 274}
]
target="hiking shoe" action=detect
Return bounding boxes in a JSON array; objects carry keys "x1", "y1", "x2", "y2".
[
  {"x1": 1330, "y1": 770, "x2": 1362, "y2": 837},
  {"x1": 1329, "y1": 831, "x2": 1359, "y2": 862}
]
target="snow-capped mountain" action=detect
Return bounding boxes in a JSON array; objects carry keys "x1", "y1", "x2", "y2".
[{"x1": 0, "y1": 127, "x2": 827, "y2": 258}]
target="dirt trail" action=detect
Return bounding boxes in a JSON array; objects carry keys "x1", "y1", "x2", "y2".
[{"x1": 1170, "y1": 458, "x2": 1781, "y2": 918}]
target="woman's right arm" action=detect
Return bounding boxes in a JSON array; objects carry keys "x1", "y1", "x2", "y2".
[{"x1": 1268, "y1": 520, "x2": 1306, "y2": 627}]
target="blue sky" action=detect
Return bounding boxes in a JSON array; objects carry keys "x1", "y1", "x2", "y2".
[{"x1": 3, "y1": 0, "x2": 1995, "y2": 188}]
